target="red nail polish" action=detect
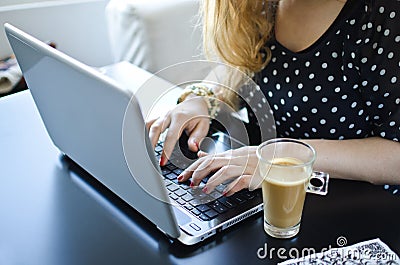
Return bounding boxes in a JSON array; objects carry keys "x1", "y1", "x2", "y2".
[
  {"x1": 190, "y1": 182, "x2": 194, "y2": 188},
  {"x1": 202, "y1": 187, "x2": 208, "y2": 193},
  {"x1": 159, "y1": 156, "x2": 166, "y2": 166},
  {"x1": 222, "y1": 191, "x2": 227, "y2": 197},
  {"x1": 177, "y1": 175, "x2": 183, "y2": 181}
]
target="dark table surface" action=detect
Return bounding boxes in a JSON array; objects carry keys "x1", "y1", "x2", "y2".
[{"x1": 1, "y1": 91, "x2": 399, "y2": 265}]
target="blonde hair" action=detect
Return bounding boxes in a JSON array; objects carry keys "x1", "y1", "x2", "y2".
[{"x1": 201, "y1": 0, "x2": 275, "y2": 77}]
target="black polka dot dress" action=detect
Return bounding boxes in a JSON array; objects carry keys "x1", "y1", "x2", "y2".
[{"x1": 253, "y1": 0, "x2": 400, "y2": 193}]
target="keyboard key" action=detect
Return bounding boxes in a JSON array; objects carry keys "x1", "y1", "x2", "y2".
[
  {"x1": 165, "y1": 173, "x2": 176, "y2": 181},
  {"x1": 182, "y1": 193, "x2": 194, "y2": 202},
  {"x1": 215, "y1": 184, "x2": 225, "y2": 193},
  {"x1": 166, "y1": 163, "x2": 177, "y2": 171},
  {"x1": 180, "y1": 184, "x2": 191, "y2": 190},
  {"x1": 155, "y1": 145, "x2": 163, "y2": 152},
  {"x1": 188, "y1": 187, "x2": 207, "y2": 196},
  {"x1": 176, "y1": 198, "x2": 186, "y2": 205},
  {"x1": 189, "y1": 199, "x2": 202, "y2": 207},
  {"x1": 209, "y1": 191, "x2": 222, "y2": 200},
  {"x1": 200, "y1": 197, "x2": 214, "y2": 205},
  {"x1": 184, "y1": 205, "x2": 193, "y2": 211},
  {"x1": 187, "y1": 188, "x2": 198, "y2": 195},
  {"x1": 242, "y1": 191, "x2": 255, "y2": 200},
  {"x1": 173, "y1": 168, "x2": 184, "y2": 175},
  {"x1": 232, "y1": 194, "x2": 246, "y2": 204},
  {"x1": 194, "y1": 191, "x2": 208, "y2": 199},
  {"x1": 164, "y1": 179, "x2": 172, "y2": 186},
  {"x1": 196, "y1": 204, "x2": 211, "y2": 213},
  {"x1": 204, "y1": 209, "x2": 218, "y2": 219},
  {"x1": 208, "y1": 201, "x2": 228, "y2": 214},
  {"x1": 191, "y1": 208, "x2": 201, "y2": 216},
  {"x1": 174, "y1": 189, "x2": 187, "y2": 197},
  {"x1": 167, "y1": 183, "x2": 179, "y2": 192},
  {"x1": 161, "y1": 168, "x2": 171, "y2": 175},
  {"x1": 199, "y1": 214, "x2": 210, "y2": 221},
  {"x1": 170, "y1": 178, "x2": 179, "y2": 184},
  {"x1": 218, "y1": 197, "x2": 237, "y2": 208},
  {"x1": 169, "y1": 193, "x2": 179, "y2": 201}
]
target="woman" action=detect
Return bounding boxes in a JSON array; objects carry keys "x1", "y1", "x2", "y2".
[{"x1": 147, "y1": 0, "x2": 400, "y2": 196}]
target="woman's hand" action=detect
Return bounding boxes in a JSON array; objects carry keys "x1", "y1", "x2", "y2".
[
  {"x1": 146, "y1": 95, "x2": 210, "y2": 166},
  {"x1": 177, "y1": 146, "x2": 262, "y2": 196}
]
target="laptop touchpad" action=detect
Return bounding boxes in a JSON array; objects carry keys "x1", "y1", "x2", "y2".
[{"x1": 173, "y1": 206, "x2": 192, "y2": 226}]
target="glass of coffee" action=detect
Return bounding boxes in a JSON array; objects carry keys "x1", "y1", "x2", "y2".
[{"x1": 256, "y1": 138, "x2": 329, "y2": 238}]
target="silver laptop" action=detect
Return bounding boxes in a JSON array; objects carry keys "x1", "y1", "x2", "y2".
[{"x1": 5, "y1": 23, "x2": 263, "y2": 245}]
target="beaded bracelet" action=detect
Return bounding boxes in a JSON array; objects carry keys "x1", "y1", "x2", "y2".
[{"x1": 177, "y1": 84, "x2": 220, "y2": 120}]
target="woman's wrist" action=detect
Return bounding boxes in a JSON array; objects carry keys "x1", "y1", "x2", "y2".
[{"x1": 177, "y1": 83, "x2": 220, "y2": 120}]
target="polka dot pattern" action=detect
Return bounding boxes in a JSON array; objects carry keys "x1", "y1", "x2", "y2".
[
  {"x1": 253, "y1": 0, "x2": 399, "y2": 143},
  {"x1": 384, "y1": 184, "x2": 400, "y2": 195}
]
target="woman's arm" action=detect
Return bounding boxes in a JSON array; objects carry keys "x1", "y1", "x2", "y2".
[
  {"x1": 178, "y1": 137, "x2": 400, "y2": 196},
  {"x1": 306, "y1": 137, "x2": 400, "y2": 184}
]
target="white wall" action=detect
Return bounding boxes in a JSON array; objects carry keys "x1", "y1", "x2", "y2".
[
  {"x1": 0, "y1": 0, "x2": 113, "y2": 67},
  {"x1": 0, "y1": 0, "x2": 82, "y2": 7}
]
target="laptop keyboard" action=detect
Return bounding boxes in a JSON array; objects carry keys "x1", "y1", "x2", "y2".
[{"x1": 155, "y1": 142, "x2": 260, "y2": 221}]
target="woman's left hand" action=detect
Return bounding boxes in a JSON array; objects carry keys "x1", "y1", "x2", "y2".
[{"x1": 177, "y1": 146, "x2": 262, "y2": 196}]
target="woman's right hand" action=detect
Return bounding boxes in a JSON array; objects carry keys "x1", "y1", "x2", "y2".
[{"x1": 146, "y1": 95, "x2": 211, "y2": 166}]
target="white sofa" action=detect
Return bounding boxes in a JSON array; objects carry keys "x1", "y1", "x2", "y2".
[
  {"x1": 105, "y1": 0, "x2": 203, "y2": 75},
  {"x1": 1, "y1": 0, "x2": 202, "y2": 71}
]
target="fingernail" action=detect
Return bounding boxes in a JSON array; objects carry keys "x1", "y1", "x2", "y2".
[
  {"x1": 177, "y1": 175, "x2": 183, "y2": 181},
  {"x1": 190, "y1": 181, "x2": 195, "y2": 188},
  {"x1": 159, "y1": 156, "x2": 166, "y2": 166},
  {"x1": 202, "y1": 186, "x2": 208, "y2": 193}
]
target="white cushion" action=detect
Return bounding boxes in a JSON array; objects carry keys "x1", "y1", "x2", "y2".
[{"x1": 105, "y1": 0, "x2": 203, "y2": 74}]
